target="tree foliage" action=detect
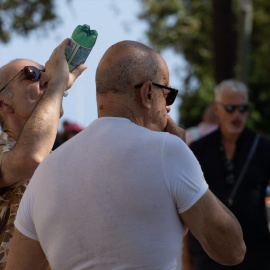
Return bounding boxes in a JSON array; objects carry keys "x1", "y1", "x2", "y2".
[
  {"x1": 0, "y1": 0, "x2": 60, "y2": 43},
  {"x1": 138, "y1": 0, "x2": 270, "y2": 134}
]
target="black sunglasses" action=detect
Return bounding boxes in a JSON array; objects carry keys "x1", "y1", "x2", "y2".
[
  {"x1": 217, "y1": 102, "x2": 249, "y2": 113},
  {"x1": 135, "y1": 82, "x2": 178, "y2": 106},
  {"x1": 0, "y1": 66, "x2": 43, "y2": 94}
]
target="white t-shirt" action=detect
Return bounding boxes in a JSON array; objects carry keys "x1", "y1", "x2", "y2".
[{"x1": 15, "y1": 117, "x2": 208, "y2": 270}]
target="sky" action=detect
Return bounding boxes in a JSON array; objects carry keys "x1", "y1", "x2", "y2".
[{"x1": 1, "y1": 0, "x2": 184, "y2": 132}]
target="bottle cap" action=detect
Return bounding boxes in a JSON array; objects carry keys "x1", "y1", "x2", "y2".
[{"x1": 72, "y1": 24, "x2": 98, "y2": 48}]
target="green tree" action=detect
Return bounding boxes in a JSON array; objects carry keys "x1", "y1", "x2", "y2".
[
  {"x1": 0, "y1": 0, "x2": 63, "y2": 43},
  {"x1": 138, "y1": 0, "x2": 270, "y2": 134}
]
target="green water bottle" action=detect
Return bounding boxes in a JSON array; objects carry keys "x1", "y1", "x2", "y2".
[{"x1": 65, "y1": 24, "x2": 98, "y2": 71}]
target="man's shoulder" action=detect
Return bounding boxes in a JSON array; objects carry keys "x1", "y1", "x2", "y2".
[
  {"x1": 244, "y1": 127, "x2": 270, "y2": 147},
  {"x1": 257, "y1": 133, "x2": 270, "y2": 150}
]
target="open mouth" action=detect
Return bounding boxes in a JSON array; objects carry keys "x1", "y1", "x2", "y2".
[{"x1": 231, "y1": 119, "x2": 243, "y2": 128}]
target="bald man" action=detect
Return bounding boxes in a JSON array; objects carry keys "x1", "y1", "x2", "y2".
[{"x1": 6, "y1": 41, "x2": 245, "y2": 270}]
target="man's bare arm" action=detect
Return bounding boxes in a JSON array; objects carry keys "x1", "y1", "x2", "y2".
[
  {"x1": 182, "y1": 232, "x2": 193, "y2": 270},
  {"x1": 5, "y1": 228, "x2": 46, "y2": 270},
  {"x1": 164, "y1": 114, "x2": 245, "y2": 264},
  {"x1": 180, "y1": 189, "x2": 246, "y2": 266},
  {"x1": 0, "y1": 39, "x2": 87, "y2": 187}
]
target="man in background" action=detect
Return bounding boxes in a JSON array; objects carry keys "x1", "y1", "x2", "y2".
[
  {"x1": 53, "y1": 120, "x2": 84, "y2": 150},
  {"x1": 183, "y1": 79, "x2": 270, "y2": 270}
]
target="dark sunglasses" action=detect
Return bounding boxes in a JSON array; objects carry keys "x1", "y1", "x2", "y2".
[
  {"x1": 0, "y1": 66, "x2": 43, "y2": 94},
  {"x1": 135, "y1": 82, "x2": 178, "y2": 106},
  {"x1": 217, "y1": 102, "x2": 249, "y2": 113}
]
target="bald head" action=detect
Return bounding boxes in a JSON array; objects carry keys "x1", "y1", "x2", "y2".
[
  {"x1": 0, "y1": 60, "x2": 21, "y2": 98},
  {"x1": 95, "y1": 40, "x2": 165, "y2": 95},
  {"x1": 0, "y1": 61, "x2": 14, "y2": 91}
]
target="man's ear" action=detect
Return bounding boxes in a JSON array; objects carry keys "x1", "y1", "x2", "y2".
[
  {"x1": 140, "y1": 81, "x2": 153, "y2": 109},
  {"x1": 0, "y1": 99, "x2": 14, "y2": 113}
]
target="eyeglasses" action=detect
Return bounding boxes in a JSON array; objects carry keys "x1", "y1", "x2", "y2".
[
  {"x1": 0, "y1": 66, "x2": 43, "y2": 94},
  {"x1": 217, "y1": 102, "x2": 249, "y2": 113},
  {"x1": 135, "y1": 82, "x2": 178, "y2": 106}
]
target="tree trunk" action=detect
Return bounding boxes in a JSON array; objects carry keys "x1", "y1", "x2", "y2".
[{"x1": 212, "y1": 0, "x2": 236, "y2": 83}]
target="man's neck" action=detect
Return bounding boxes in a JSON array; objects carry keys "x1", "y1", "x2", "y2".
[
  {"x1": 97, "y1": 93, "x2": 146, "y2": 126},
  {"x1": 220, "y1": 126, "x2": 242, "y2": 144},
  {"x1": 220, "y1": 128, "x2": 242, "y2": 160}
]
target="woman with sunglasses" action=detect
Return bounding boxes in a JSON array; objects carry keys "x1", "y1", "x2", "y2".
[
  {"x1": 184, "y1": 79, "x2": 270, "y2": 270},
  {"x1": 0, "y1": 38, "x2": 86, "y2": 268}
]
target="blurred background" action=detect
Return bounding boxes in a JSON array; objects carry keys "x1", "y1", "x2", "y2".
[
  {"x1": 0, "y1": 0, "x2": 183, "y2": 132},
  {"x1": 0, "y1": 0, "x2": 270, "y2": 136}
]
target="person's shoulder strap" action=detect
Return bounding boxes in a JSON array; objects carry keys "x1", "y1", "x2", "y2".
[{"x1": 227, "y1": 134, "x2": 260, "y2": 207}]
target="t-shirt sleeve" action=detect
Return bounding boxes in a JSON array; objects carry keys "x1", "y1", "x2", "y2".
[
  {"x1": 14, "y1": 180, "x2": 39, "y2": 241},
  {"x1": 162, "y1": 134, "x2": 208, "y2": 214}
]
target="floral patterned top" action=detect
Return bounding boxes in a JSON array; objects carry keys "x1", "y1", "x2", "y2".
[{"x1": 0, "y1": 132, "x2": 28, "y2": 269}]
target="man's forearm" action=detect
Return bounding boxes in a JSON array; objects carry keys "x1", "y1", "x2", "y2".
[
  {"x1": 0, "y1": 82, "x2": 66, "y2": 186},
  {"x1": 17, "y1": 81, "x2": 66, "y2": 161}
]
